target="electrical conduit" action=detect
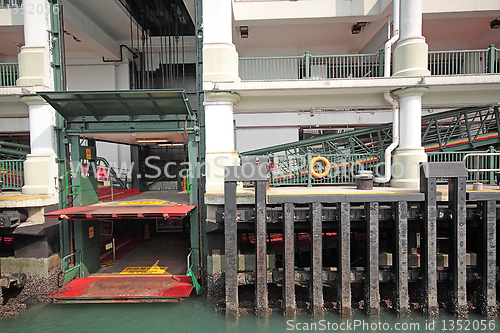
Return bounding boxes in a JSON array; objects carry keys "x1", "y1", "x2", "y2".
[{"x1": 375, "y1": 0, "x2": 400, "y2": 183}]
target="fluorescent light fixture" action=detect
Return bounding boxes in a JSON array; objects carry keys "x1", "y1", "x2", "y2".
[
  {"x1": 158, "y1": 143, "x2": 185, "y2": 147},
  {"x1": 136, "y1": 139, "x2": 170, "y2": 143}
]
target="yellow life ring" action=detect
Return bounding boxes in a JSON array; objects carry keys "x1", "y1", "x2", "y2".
[{"x1": 309, "y1": 156, "x2": 331, "y2": 178}]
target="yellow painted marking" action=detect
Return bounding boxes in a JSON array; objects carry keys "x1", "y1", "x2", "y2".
[
  {"x1": 119, "y1": 266, "x2": 168, "y2": 275},
  {"x1": 118, "y1": 200, "x2": 166, "y2": 205},
  {"x1": 267, "y1": 191, "x2": 420, "y2": 196},
  {"x1": 98, "y1": 191, "x2": 125, "y2": 199},
  {"x1": 0, "y1": 194, "x2": 47, "y2": 200},
  {"x1": 468, "y1": 190, "x2": 500, "y2": 193},
  {"x1": 0, "y1": 194, "x2": 23, "y2": 200}
]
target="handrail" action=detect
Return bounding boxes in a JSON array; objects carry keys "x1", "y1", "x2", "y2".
[
  {"x1": 463, "y1": 152, "x2": 500, "y2": 185},
  {"x1": 65, "y1": 171, "x2": 79, "y2": 196},
  {"x1": 186, "y1": 249, "x2": 202, "y2": 294},
  {"x1": 96, "y1": 157, "x2": 128, "y2": 190},
  {"x1": 0, "y1": 63, "x2": 19, "y2": 87},
  {"x1": 239, "y1": 45, "x2": 499, "y2": 81},
  {"x1": 62, "y1": 251, "x2": 82, "y2": 278},
  {"x1": 0, "y1": 159, "x2": 24, "y2": 190}
]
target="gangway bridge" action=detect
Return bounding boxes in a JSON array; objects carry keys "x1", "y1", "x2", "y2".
[
  {"x1": 240, "y1": 105, "x2": 500, "y2": 186},
  {"x1": 242, "y1": 105, "x2": 500, "y2": 157}
]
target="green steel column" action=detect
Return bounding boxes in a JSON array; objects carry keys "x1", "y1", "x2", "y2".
[
  {"x1": 130, "y1": 145, "x2": 141, "y2": 190},
  {"x1": 307, "y1": 151, "x2": 312, "y2": 187},
  {"x1": 188, "y1": 132, "x2": 200, "y2": 275},
  {"x1": 488, "y1": 146, "x2": 495, "y2": 184},
  {"x1": 378, "y1": 48, "x2": 384, "y2": 77},
  {"x1": 305, "y1": 51, "x2": 310, "y2": 79},
  {"x1": 196, "y1": 0, "x2": 208, "y2": 274},
  {"x1": 489, "y1": 44, "x2": 496, "y2": 74}
]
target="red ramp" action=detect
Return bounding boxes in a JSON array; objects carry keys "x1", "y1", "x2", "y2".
[{"x1": 49, "y1": 275, "x2": 194, "y2": 304}]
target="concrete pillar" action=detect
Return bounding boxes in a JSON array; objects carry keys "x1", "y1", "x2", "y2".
[
  {"x1": 390, "y1": 0, "x2": 429, "y2": 188},
  {"x1": 18, "y1": 0, "x2": 58, "y2": 195},
  {"x1": 17, "y1": 0, "x2": 53, "y2": 88},
  {"x1": 392, "y1": 0, "x2": 430, "y2": 77},
  {"x1": 202, "y1": 0, "x2": 240, "y2": 83},
  {"x1": 391, "y1": 88, "x2": 428, "y2": 188},
  {"x1": 205, "y1": 92, "x2": 240, "y2": 193},
  {"x1": 22, "y1": 96, "x2": 58, "y2": 195}
]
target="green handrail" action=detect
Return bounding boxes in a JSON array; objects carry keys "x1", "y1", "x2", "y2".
[
  {"x1": 0, "y1": 159, "x2": 24, "y2": 190},
  {"x1": 65, "y1": 171, "x2": 79, "y2": 196},
  {"x1": 239, "y1": 46, "x2": 499, "y2": 81},
  {"x1": 0, "y1": 63, "x2": 19, "y2": 87},
  {"x1": 186, "y1": 249, "x2": 202, "y2": 294}
]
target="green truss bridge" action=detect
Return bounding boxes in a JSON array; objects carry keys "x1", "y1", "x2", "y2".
[{"x1": 241, "y1": 105, "x2": 500, "y2": 186}]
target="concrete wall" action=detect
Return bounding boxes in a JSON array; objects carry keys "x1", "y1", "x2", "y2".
[{"x1": 235, "y1": 126, "x2": 298, "y2": 152}]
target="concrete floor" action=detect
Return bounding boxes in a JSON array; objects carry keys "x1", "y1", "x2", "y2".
[{"x1": 96, "y1": 233, "x2": 190, "y2": 276}]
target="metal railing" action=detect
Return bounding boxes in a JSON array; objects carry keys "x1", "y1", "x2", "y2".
[
  {"x1": 239, "y1": 50, "x2": 384, "y2": 81},
  {"x1": 248, "y1": 149, "x2": 500, "y2": 187},
  {"x1": 251, "y1": 153, "x2": 380, "y2": 186},
  {"x1": 425, "y1": 148, "x2": 500, "y2": 184},
  {"x1": 0, "y1": 159, "x2": 24, "y2": 190},
  {"x1": 239, "y1": 45, "x2": 499, "y2": 81},
  {"x1": 428, "y1": 45, "x2": 499, "y2": 75},
  {"x1": 463, "y1": 152, "x2": 500, "y2": 185},
  {"x1": 0, "y1": 63, "x2": 19, "y2": 87},
  {"x1": 0, "y1": 0, "x2": 22, "y2": 6}
]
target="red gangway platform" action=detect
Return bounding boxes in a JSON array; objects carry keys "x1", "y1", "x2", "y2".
[{"x1": 49, "y1": 275, "x2": 194, "y2": 304}]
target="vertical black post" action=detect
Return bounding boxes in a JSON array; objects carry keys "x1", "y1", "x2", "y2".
[
  {"x1": 224, "y1": 180, "x2": 238, "y2": 317},
  {"x1": 449, "y1": 177, "x2": 467, "y2": 317},
  {"x1": 421, "y1": 173, "x2": 438, "y2": 316},
  {"x1": 283, "y1": 202, "x2": 296, "y2": 317},
  {"x1": 479, "y1": 200, "x2": 497, "y2": 318},
  {"x1": 394, "y1": 201, "x2": 410, "y2": 317},
  {"x1": 310, "y1": 202, "x2": 323, "y2": 316},
  {"x1": 365, "y1": 201, "x2": 380, "y2": 317},
  {"x1": 255, "y1": 180, "x2": 268, "y2": 316},
  {"x1": 338, "y1": 202, "x2": 351, "y2": 316}
]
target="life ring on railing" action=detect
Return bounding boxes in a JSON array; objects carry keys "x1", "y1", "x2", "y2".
[{"x1": 309, "y1": 156, "x2": 331, "y2": 178}]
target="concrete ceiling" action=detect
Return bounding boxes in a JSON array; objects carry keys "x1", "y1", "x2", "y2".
[
  {"x1": 0, "y1": 25, "x2": 23, "y2": 56},
  {"x1": 234, "y1": 11, "x2": 500, "y2": 56}
]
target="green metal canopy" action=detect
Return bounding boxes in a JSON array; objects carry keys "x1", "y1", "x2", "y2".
[{"x1": 38, "y1": 90, "x2": 195, "y2": 122}]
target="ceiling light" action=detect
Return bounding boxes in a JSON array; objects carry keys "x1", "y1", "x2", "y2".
[
  {"x1": 240, "y1": 26, "x2": 249, "y2": 38},
  {"x1": 136, "y1": 139, "x2": 170, "y2": 143},
  {"x1": 351, "y1": 25, "x2": 362, "y2": 34},
  {"x1": 158, "y1": 143, "x2": 185, "y2": 147},
  {"x1": 491, "y1": 19, "x2": 500, "y2": 29}
]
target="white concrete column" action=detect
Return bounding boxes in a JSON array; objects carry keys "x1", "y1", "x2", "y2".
[
  {"x1": 17, "y1": 0, "x2": 53, "y2": 88},
  {"x1": 21, "y1": 96, "x2": 58, "y2": 195},
  {"x1": 392, "y1": 0, "x2": 430, "y2": 77},
  {"x1": 205, "y1": 92, "x2": 241, "y2": 193},
  {"x1": 390, "y1": 87, "x2": 428, "y2": 188},
  {"x1": 18, "y1": 1, "x2": 58, "y2": 195},
  {"x1": 29, "y1": 102, "x2": 56, "y2": 155},
  {"x1": 202, "y1": 0, "x2": 240, "y2": 83}
]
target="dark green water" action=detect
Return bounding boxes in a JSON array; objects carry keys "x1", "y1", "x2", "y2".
[{"x1": 1, "y1": 297, "x2": 499, "y2": 333}]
